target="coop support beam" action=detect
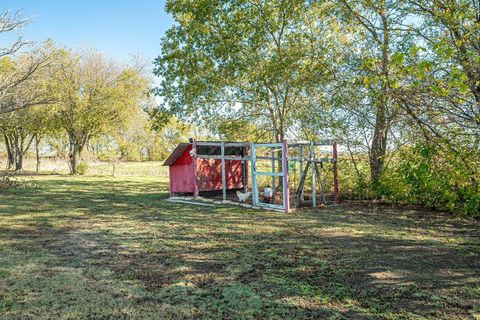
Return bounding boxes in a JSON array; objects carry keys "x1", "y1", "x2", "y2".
[
  {"x1": 295, "y1": 161, "x2": 310, "y2": 199},
  {"x1": 299, "y1": 145, "x2": 304, "y2": 201},
  {"x1": 271, "y1": 147, "x2": 276, "y2": 203},
  {"x1": 288, "y1": 140, "x2": 336, "y2": 147},
  {"x1": 315, "y1": 163, "x2": 326, "y2": 204},
  {"x1": 256, "y1": 156, "x2": 283, "y2": 161},
  {"x1": 242, "y1": 147, "x2": 247, "y2": 193},
  {"x1": 254, "y1": 172, "x2": 283, "y2": 177},
  {"x1": 196, "y1": 155, "x2": 246, "y2": 160},
  {"x1": 250, "y1": 143, "x2": 258, "y2": 206},
  {"x1": 287, "y1": 157, "x2": 335, "y2": 163},
  {"x1": 251, "y1": 143, "x2": 284, "y2": 148},
  {"x1": 224, "y1": 142, "x2": 250, "y2": 147},
  {"x1": 282, "y1": 140, "x2": 290, "y2": 213},
  {"x1": 196, "y1": 142, "x2": 249, "y2": 147},
  {"x1": 310, "y1": 141, "x2": 316, "y2": 208},
  {"x1": 221, "y1": 142, "x2": 226, "y2": 201},
  {"x1": 333, "y1": 141, "x2": 340, "y2": 205},
  {"x1": 192, "y1": 139, "x2": 199, "y2": 198}
]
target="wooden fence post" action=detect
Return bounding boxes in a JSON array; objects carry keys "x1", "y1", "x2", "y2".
[
  {"x1": 333, "y1": 141, "x2": 339, "y2": 205},
  {"x1": 310, "y1": 141, "x2": 316, "y2": 208}
]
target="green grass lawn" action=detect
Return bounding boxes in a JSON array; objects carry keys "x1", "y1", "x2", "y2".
[{"x1": 1, "y1": 174, "x2": 479, "y2": 319}]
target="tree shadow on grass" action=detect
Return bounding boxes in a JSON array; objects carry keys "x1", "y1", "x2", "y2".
[
  {"x1": 0, "y1": 222, "x2": 373, "y2": 319},
  {"x1": 1, "y1": 177, "x2": 479, "y2": 319}
]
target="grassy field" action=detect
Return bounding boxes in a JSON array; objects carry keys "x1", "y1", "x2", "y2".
[
  {"x1": 1, "y1": 169, "x2": 479, "y2": 319},
  {"x1": 0, "y1": 158, "x2": 169, "y2": 176}
]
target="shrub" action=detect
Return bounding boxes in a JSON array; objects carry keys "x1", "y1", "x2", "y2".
[
  {"x1": 76, "y1": 162, "x2": 89, "y2": 175},
  {"x1": 379, "y1": 143, "x2": 480, "y2": 217},
  {"x1": 338, "y1": 155, "x2": 376, "y2": 200}
]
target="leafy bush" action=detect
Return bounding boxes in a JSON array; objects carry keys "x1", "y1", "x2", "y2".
[
  {"x1": 76, "y1": 162, "x2": 89, "y2": 175},
  {"x1": 379, "y1": 143, "x2": 480, "y2": 217},
  {"x1": 338, "y1": 156, "x2": 376, "y2": 200},
  {"x1": 336, "y1": 142, "x2": 480, "y2": 217}
]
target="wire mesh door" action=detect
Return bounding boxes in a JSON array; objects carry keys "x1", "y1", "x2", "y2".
[{"x1": 250, "y1": 143, "x2": 287, "y2": 211}]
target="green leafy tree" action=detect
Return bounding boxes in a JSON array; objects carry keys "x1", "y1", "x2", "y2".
[
  {"x1": 411, "y1": 0, "x2": 480, "y2": 110},
  {"x1": 0, "y1": 12, "x2": 54, "y2": 114},
  {"x1": 397, "y1": 1, "x2": 480, "y2": 140},
  {"x1": 150, "y1": 116, "x2": 192, "y2": 159},
  {"x1": 0, "y1": 47, "x2": 57, "y2": 171},
  {"x1": 381, "y1": 1, "x2": 480, "y2": 214},
  {"x1": 52, "y1": 50, "x2": 149, "y2": 174},
  {"x1": 332, "y1": 0, "x2": 416, "y2": 188},
  {"x1": 155, "y1": 0, "x2": 337, "y2": 142},
  {"x1": 0, "y1": 105, "x2": 57, "y2": 171}
]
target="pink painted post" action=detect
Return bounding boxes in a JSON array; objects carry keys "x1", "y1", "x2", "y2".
[
  {"x1": 282, "y1": 140, "x2": 290, "y2": 213},
  {"x1": 333, "y1": 141, "x2": 340, "y2": 205},
  {"x1": 191, "y1": 139, "x2": 199, "y2": 198}
]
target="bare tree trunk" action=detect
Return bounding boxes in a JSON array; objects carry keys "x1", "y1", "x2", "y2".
[
  {"x1": 11, "y1": 132, "x2": 35, "y2": 172},
  {"x1": 35, "y1": 135, "x2": 41, "y2": 173},
  {"x1": 370, "y1": 104, "x2": 388, "y2": 187},
  {"x1": 69, "y1": 142, "x2": 81, "y2": 175},
  {"x1": 14, "y1": 154, "x2": 23, "y2": 171},
  {"x1": 370, "y1": 7, "x2": 390, "y2": 190},
  {"x1": 4, "y1": 135, "x2": 14, "y2": 170},
  {"x1": 146, "y1": 148, "x2": 152, "y2": 161},
  {"x1": 14, "y1": 134, "x2": 21, "y2": 171}
]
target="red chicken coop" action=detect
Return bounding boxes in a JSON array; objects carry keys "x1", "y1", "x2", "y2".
[{"x1": 163, "y1": 141, "x2": 248, "y2": 197}]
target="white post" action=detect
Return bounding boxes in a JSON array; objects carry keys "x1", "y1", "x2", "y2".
[
  {"x1": 192, "y1": 139, "x2": 199, "y2": 198},
  {"x1": 310, "y1": 141, "x2": 316, "y2": 208},
  {"x1": 282, "y1": 140, "x2": 290, "y2": 213},
  {"x1": 271, "y1": 147, "x2": 276, "y2": 203},
  {"x1": 221, "y1": 142, "x2": 226, "y2": 201},
  {"x1": 250, "y1": 143, "x2": 258, "y2": 206}
]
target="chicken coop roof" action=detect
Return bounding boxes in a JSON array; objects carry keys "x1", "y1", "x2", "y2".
[{"x1": 162, "y1": 143, "x2": 190, "y2": 166}]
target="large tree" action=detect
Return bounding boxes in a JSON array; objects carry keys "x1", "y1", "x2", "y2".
[
  {"x1": 0, "y1": 105, "x2": 54, "y2": 171},
  {"x1": 52, "y1": 50, "x2": 149, "y2": 174},
  {"x1": 332, "y1": 0, "x2": 416, "y2": 187},
  {"x1": 0, "y1": 48, "x2": 57, "y2": 171},
  {"x1": 384, "y1": 0, "x2": 480, "y2": 193},
  {"x1": 155, "y1": 0, "x2": 337, "y2": 142},
  {"x1": 0, "y1": 12, "x2": 53, "y2": 114},
  {"x1": 400, "y1": 0, "x2": 480, "y2": 137}
]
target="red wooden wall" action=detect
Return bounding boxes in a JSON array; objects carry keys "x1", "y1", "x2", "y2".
[
  {"x1": 169, "y1": 145, "x2": 195, "y2": 193},
  {"x1": 196, "y1": 159, "x2": 245, "y2": 191},
  {"x1": 169, "y1": 145, "x2": 246, "y2": 194}
]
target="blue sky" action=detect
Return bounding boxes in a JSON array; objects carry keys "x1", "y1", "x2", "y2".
[{"x1": 0, "y1": 0, "x2": 174, "y2": 63}]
